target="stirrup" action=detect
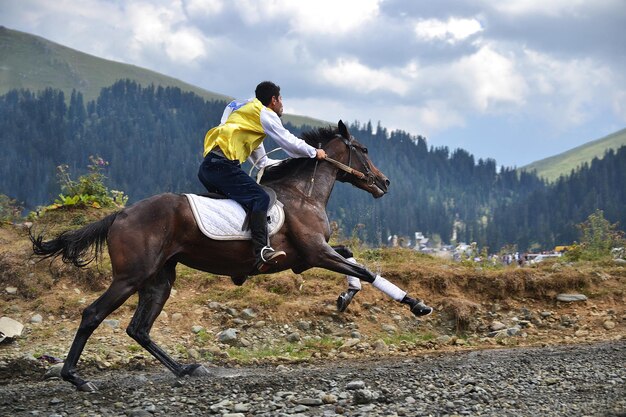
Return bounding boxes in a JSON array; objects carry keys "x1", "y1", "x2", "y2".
[{"x1": 256, "y1": 246, "x2": 286, "y2": 272}]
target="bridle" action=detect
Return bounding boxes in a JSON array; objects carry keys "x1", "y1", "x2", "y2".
[{"x1": 324, "y1": 134, "x2": 376, "y2": 186}]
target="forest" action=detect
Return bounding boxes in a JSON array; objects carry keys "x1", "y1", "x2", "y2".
[{"x1": 0, "y1": 80, "x2": 624, "y2": 252}]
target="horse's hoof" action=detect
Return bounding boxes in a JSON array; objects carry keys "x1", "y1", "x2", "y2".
[
  {"x1": 77, "y1": 381, "x2": 98, "y2": 393},
  {"x1": 410, "y1": 301, "x2": 433, "y2": 317},
  {"x1": 336, "y1": 289, "x2": 358, "y2": 313},
  {"x1": 337, "y1": 292, "x2": 350, "y2": 312}
]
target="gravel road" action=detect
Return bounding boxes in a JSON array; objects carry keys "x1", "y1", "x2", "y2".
[{"x1": 0, "y1": 341, "x2": 624, "y2": 417}]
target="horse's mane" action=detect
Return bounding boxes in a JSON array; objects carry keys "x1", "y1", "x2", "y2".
[{"x1": 260, "y1": 125, "x2": 338, "y2": 183}]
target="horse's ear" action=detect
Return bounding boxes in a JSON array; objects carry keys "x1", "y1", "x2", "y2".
[{"x1": 338, "y1": 120, "x2": 349, "y2": 138}]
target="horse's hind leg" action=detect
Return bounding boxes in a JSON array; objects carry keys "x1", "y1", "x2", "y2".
[
  {"x1": 62, "y1": 280, "x2": 138, "y2": 392},
  {"x1": 126, "y1": 262, "x2": 208, "y2": 378}
]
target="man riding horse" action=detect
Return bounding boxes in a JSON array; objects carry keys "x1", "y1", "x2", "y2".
[
  {"x1": 31, "y1": 83, "x2": 433, "y2": 392},
  {"x1": 198, "y1": 81, "x2": 326, "y2": 272}
]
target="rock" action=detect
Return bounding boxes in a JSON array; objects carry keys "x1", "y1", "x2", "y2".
[
  {"x1": 322, "y1": 394, "x2": 338, "y2": 404},
  {"x1": 171, "y1": 313, "x2": 183, "y2": 321},
  {"x1": 297, "y1": 397, "x2": 323, "y2": 406},
  {"x1": 507, "y1": 326, "x2": 522, "y2": 336},
  {"x1": 340, "y1": 338, "x2": 360, "y2": 350},
  {"x1": 381, "y1": 324, "x2": 397, "y2": 333},
  {"x1": 208, "y1": 301, "x2": 223, "y2": 310},
  {"x1": 102, "y1": 319, "x2": 119, "y2": 329},
  {"x1": 233, "y1": 402, "x2": 251, "y2": 412},
  {"x1": 614, "y1": 258, "x2": 626, "y2": 265},
  {"x1": 556, "y1": 294, "x2": 587, "y2": 302},
  {"x1": 217, "y1": 328, "x2": 239, "y2": 345},
  {"x1": 286, "y1": 332, "x2": 301, "y2": 342},
  {"x1": 0, "y1": 316, "x2": 24, "y2": 341},
  {"x1": 353, "y1": 389, "x2": 377, "y2": 404},
  {"x1": 241, "y1": 308, "x2": 256, "y2": 319},
  {"x1": 44, "y1": 363, "x2": 64, "y2": 379},
  {"x1": 436, "y1": 335, "x2": 452, "y2": 344},
  {"x1": 490, "y1": 321, "x2": 507, "y2": 331},
  {"x1": 30, "y1": 314, "x2": 43, "y2": 324},
  {"x1": 296, "y1": 320, "x2": 311, "y2": 331},
  {"x1": 191, "y1": 325, "x2": 204, "y2": 334},
  {"x1": 487, "y1": 330, "x2": 507, "y2": 338},
  {"x1": 373, "y1": 339, "x2": 388, "y2": 353},
  {"x1": 603, "y1": 321, "x2": 616, "y2": 330},
  {"x1": 128, "y1": 410, "x2": 153, "y2": 417},
  {"x1": 5, "y1": 286, "x2": 17, "y2": 295},
  {"x1": 346, "y1": 380, "x2": 366, "y2": 390}
]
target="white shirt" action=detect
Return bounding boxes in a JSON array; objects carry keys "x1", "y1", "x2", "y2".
[{"x1": 220, "y1": 99, "x2": 316, "y2": 169}]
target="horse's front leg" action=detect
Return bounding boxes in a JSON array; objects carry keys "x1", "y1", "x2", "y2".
[
  {"x1": 331, "y1": 245, "x2": 361, "y2": 312},
  {"x1": 317, "y1": 243, "x2": 432, "y2": 317}
]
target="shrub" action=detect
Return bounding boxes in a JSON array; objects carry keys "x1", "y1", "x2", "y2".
[
  {"x1": 35, "y1": 156, "x2": 128, "y2": 215},
  {"x1": 565, "y1": 210, "x2": 625, "y2": 261},
  {"x1": 0, "y1": 194, "x2": 22, "y2": 223}
]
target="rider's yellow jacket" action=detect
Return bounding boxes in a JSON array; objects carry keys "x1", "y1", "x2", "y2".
[{"x1": 203, "y1": 98, "x2": 316, "y2": 164}]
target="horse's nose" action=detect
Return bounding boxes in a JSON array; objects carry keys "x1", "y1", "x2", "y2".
[{"x1": 385, "y1": 179, "x2": 390, "y2": 187}]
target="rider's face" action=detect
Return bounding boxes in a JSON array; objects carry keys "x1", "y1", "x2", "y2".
[{"x1": 269, "y1": 95, "x2": 283, "y2": 117}]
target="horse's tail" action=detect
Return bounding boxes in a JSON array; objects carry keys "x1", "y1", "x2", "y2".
[{"x1": 30, "y1": 211, "x2": 121, "y2": 267}]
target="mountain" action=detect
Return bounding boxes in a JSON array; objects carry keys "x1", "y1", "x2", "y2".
[
  {"x1": 0, "y1": 26, "x2": 326, "y2": 128},
  {"x1": 519, "y1": 128, "x2": 626, "y2": 182}
]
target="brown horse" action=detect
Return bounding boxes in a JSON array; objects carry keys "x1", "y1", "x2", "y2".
[{"x1": 31, "y1": 120, "x2": 432, "y2": 392}]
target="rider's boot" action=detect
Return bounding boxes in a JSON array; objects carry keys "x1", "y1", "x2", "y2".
[
  {"x1": 401, "y1": 295, "x2": 433, "y2": 317},
  {"x1": 250, "y1": 210, "x2": 286, "y2": 272}
]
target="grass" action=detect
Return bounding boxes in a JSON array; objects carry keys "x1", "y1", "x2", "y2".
[
  {"x1": 0, "y1": 26, "x2": 327, "y2": 129},
  {"x1": 226, "y1": 343, "x2": 310, "y2": 362},
  {"x1": 519, "y1": 128, "x2": 626, "y2": 182}
]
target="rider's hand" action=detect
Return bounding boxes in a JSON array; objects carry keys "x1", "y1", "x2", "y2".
[{"x1": 315, "y1": 149, "x2": 327, "y2": 160}]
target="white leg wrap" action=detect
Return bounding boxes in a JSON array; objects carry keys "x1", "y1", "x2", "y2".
[
  {"x1": 345, "y1": 257, "x2": 362, "y2": 290},
  {"x1": 372, "y1": 275, "x2": 406, "y2": 301}
]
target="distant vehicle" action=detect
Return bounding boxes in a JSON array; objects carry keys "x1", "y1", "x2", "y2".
[{"x1": 531, "y1": 253, "x2": 562, "y2": 263}]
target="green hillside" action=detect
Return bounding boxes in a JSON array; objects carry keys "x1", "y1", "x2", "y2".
[
  {"x1": 519, "y1": 128, "x2": 626, "y2": 182},
  {"x1": 0, "y1": 26, "x2": 326, "y2": 128}
]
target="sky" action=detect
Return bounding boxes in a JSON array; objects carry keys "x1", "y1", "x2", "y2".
[{"x1": 2, "y1": 0, "x2": 626, "y2": 168}]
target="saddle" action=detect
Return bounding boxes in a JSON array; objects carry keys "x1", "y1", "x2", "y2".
[{"x1": 184, "y1": 186, "x2": 285, "y2": 241}]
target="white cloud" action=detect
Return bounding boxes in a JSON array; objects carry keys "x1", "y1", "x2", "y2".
[
  {"x1": 488, "y1": 0, "x2": 618, "y2": 17},
  {"x1": 127, "y1": 2, "x2": 206, "y2": 64},
  {"x1": 414, "y1": 17, "x2": 483, "y2": 44},
  {"x1": 451, "y1": 45, "x2": 528, "y2": 111},
  {"x1": 165, "y1": 28, "x2": 207, "y2": 63},
  {"x1": 184, "y1": 0, "x2": 224, "y2": 16},
  {"x1": 523, "y1": 48, "x2": 614, "y2": 126},
  {"x1": 318, "y1": 57, "x2": 410, "y2": 96},
  {"x1": 231, "y1": 0, "x2": 380, "y2": 34},
  {"x1": 613, "y1": 90, "x2": 626, "y2": 122}
]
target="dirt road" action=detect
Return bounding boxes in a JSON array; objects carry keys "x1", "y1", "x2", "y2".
[{"x1": 0, "y1": 341, "x2": 624, "y2": 416}]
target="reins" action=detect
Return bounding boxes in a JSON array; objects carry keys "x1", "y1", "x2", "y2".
[
  {"x1": 323, "y1": 155, "x2": 366, "y2": 180},
  {"x1": 252, "y1": 133, "x2": 374, "y2": 192}
]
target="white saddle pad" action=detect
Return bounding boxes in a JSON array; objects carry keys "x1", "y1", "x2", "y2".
[{"x1": 184, "y1": 194, "x2": 285, "y2": 241}]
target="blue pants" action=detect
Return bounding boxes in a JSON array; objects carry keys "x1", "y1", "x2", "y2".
[{"x1": 197, "y1": 152, "x2": 270, "y2": 213}]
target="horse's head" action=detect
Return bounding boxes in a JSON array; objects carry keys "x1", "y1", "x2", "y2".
[{"x1": 326, "y1": 120, "x2": 390, "y2": 198}]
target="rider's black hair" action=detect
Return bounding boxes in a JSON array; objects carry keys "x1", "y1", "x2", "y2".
[{"x1": 255, "y1": 81, "x2": 280, "y2": 106}]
